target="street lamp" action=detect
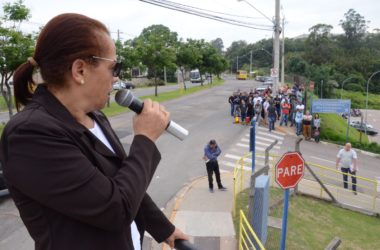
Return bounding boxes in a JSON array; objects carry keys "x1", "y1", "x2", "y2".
[
  {"x1": 365, "y1": 70, "x2": 380, "y2": 135},
  {"x1": 340, "y1": 77, "x2": 354, "y2": 99}
]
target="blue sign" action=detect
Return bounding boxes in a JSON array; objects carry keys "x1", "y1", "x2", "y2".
[{"x1": 312, "y1": 99, "x2": 351, "y2": 114}]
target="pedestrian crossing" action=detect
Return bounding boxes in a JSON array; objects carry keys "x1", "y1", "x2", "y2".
[{"x1": 219, "y1": 125, "x2": 285, "y2": 171}]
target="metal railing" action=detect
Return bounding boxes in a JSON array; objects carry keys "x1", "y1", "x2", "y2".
[
  {"x1": 239, "y1": 210, "x2": 266, "y2": 250},
  {"x1": 233, "y1": 152, "x2": 379, "y2": 215}
]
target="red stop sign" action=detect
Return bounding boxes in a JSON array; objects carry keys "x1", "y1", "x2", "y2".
[{"x1": 275, "y1": 152, "x2": 305, "y2": 189}]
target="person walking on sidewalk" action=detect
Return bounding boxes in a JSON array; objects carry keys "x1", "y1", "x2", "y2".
[
  {"x1": 203, "y1": 140, "x2": 227, "y2": 193},
  {"x1": 336, "y1": 143, "x2": 358, "y2": 195}
]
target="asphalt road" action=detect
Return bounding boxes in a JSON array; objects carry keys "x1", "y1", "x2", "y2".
[{"x1": 109, "y1": 76, "x2": 258, "y2": 207}]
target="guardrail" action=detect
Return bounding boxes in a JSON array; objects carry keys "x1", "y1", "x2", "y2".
[
  {"x1": 239, "y1": 210, "x2": 266, "y2": 250},
  {"x1": 233, "y1": 152, "x2": 379, "y2": 215}
]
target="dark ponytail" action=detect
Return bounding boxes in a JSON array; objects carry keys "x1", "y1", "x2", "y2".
[
  {"x1": 13, "y1": 13, "x2": 109, "y2": 112},
  {"x1": 13, "y1": 60, "x2": 36, "y2": 111}
]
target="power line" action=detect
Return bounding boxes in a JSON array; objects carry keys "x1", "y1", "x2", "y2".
[
  {"x1": 158, "y1": 0, "x2": 268, "y2": 21},
  {"x1": 139, "y1": 0, "x2": 273, "y2": 31},
  {"x1": 150, "y1": 0, "x2": 273, "y2": 28}
]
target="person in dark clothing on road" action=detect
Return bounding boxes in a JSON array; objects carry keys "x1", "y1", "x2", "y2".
[
  {"x1": 267, "y1": 102, "x2": 277, "y2": 132},
  {"x1": 228, "y1": 93, "x2": 235, "y2": 116},
  {"x1": 203, "y1": 140, "x2": 227, "y2": 193}
]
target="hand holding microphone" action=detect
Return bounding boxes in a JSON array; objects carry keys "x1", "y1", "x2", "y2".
[{"x1": 115, "y1": 90, "x2": 189, "y2": 141}]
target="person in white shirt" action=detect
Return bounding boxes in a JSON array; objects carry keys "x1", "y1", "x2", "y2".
[
  {"x1": 336, "y1": 143, "x2": 358, "y2": 195},
  {"x1": 295, "y1": 100, "x2": 305, "y2": 112}
]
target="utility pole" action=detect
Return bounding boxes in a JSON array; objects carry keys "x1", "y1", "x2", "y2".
[
  {"x1": 236, "y1": 56, "x2": 239, "y2": 72},
  {"x1": 164, "y1": 66, "x2": 167, "y2": 84},
  {"x1": 273, "y1": 0, "x2": 281, "y2": 94},
  {"x1": 281, "y1": 17, "x2": 285, "y2": 85},
  {"x1": 250, "y1": 50, "x2": 253, "y2": 77}
]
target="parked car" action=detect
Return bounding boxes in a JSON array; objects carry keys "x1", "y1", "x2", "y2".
[
  {"x1": 351, "y1": 124, "x2": 378, "y2": 135},
  {"x1": 350, "y1": 121, "x2": 373, "y2": 129},
  {"x1": 112, "y1": 81, "x2": 135, "y2": 90},
  {"x1": 255, "y1": 86, "x2": 268, "y2": 94},
  {"x1": 263, "y1": 77, "x2": 273, "y2": 86}
]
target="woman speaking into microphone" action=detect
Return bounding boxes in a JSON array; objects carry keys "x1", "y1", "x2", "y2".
[{"x1": 0, "y1": 13, "x2": 187, "y2": 250}]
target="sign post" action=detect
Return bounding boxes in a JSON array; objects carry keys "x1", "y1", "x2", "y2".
[{"x1": 275, "y1": 152, "x2": 305, "y2": 250}]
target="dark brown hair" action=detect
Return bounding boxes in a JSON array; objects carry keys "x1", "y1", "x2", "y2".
[{"x1": 13, "y1": 13, "x2": 109, "y2": 110}]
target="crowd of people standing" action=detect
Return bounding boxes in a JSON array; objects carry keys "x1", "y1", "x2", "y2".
[{"x1": 228, "y1": 84, "x2": 321, "y2": 142}]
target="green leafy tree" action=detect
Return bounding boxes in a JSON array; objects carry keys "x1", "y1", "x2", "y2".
[
  {"x1": 116, "y1": 39, "x2": 141, "y2": 80},
  {"x1": 305, "y1": 24, "x2": 335, "y2": 65},
  {"x1": 210, "y1": 38, "x2": 224, "y2": 54},
  {"x1": 339, "y1": 9, "x2": 368, "y2": 50},
  {"x1": 2, "y1": 0, "x2": 30, "y2": 28},
  {"x1": 1, "y1": 0, "x2": 34, "y2": 117},
  {"x1": 176, "y1": 39, "x2": 202, "y2": 90},
  {"x1": 135, "y1": 24, "x2": 178, "y2": 96}
]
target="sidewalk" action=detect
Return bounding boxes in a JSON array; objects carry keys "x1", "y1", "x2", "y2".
[{"x1": 145, "y1": 171, "x2": 237, "y2": 250}]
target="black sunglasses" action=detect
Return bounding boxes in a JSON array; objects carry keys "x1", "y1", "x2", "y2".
[{"x1": 92, "y1": 56, "x2": 123, "y2": 77}]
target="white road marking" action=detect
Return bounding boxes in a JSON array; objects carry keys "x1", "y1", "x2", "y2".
[
  {"x1": 255, "y1": 141, "x2": 281, "y2": 149},
  {"x1": 259, "y1": 133, "x2": 284, "y2": 141},
  {"x1": 257, "y1": 126, "x2": 286, "y2": 136},
  {"x1": 236, "y1": 143, "x2": 249, "y2": 148},
  {"x1": 224, "y1": 153, "x2": 273, "y2": 161},
  {"x1": 310, "y1": 156, "x2": 336, "y2": 164},
  {"x1": 256, "y1": 136, "x2": 283, "y2": 144},
  {"x1": 241, "y1": 138, "x2": 283, "y2": 147},
  {"x1": 219, "y1": 160, "x2": 258, "y2": 171},
  {"x1": 236, "y1": 143, "x2": 269, "y2": 152}
]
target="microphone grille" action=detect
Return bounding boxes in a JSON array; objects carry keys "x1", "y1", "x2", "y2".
[{"x1": 115, "y1": 89, "x2": 133, "y2": 107}]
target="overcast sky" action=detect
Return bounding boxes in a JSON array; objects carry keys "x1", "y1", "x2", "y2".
[{"x1": 8, "y1": 0, "x2": 380, "y2": 48}]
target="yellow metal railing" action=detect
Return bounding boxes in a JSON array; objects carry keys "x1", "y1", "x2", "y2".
[
  {"x1": 239, "y1": 210, "x2": 266, "y2": 250},
  {"x1": 233, "y1": 152, "x2": 379, "y2": 214}
]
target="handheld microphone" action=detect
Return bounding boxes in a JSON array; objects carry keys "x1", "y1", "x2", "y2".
[{"x1": 115, "y1": 89, "x2": 189, "y2": 141}]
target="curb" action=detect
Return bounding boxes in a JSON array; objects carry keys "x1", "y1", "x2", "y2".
[{"x1": 160, "y1": 172, "x2": 234, "y2": 250}]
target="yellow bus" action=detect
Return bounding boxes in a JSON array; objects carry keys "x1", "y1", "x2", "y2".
[{"x1": 236, "y1": 70, "x2": 248, "y2": 80}]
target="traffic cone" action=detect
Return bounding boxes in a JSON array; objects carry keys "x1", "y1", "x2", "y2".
[{"x1": 234, "y1": 116, "x2": 240, "y2": 124}]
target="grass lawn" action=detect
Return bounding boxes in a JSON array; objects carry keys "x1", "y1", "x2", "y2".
[
  {"x1": 320, "y1": 113, "x2": 369, "y2": 145},
  {"x1": 335, "y1": 90, "x2": 380, "y2": 110},
  {"x1": 234, "y1": 188, "x2": 380, "y2": 250}
]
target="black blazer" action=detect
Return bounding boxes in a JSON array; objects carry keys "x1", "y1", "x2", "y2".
[{"x1": 0, "y1": 85, "x2": 174, "y2": 250}]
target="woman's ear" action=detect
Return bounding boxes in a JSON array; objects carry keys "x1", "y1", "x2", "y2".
[{"x1": 71, "y1": 59, "x2": 86, "y2": 84}]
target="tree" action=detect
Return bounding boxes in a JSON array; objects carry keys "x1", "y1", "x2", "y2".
[
  {"x1": 116, "y1": 39, "x2": 141, "y2": 80},
  {"x1": 135, "y1": 25, "x2": 178, "y2": 96},
  {"x1": 2, "y1": 0, "x2": 30, "y2": 29},
  {"x1": 339, "y1": 9, "x2": 368, "y2": 50},
  {"x1": 176, "y1": 39, "x2": 202, "y2": 90},
  {"x1": 305, "y1": 24, "x2": 335, "y2": 65},
  {"x1": 0, "y1": 0, "x2": 34, "y2": 117},
  {"x1": 210, "y1": 38, "x2": 224, "y2": 54}
]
